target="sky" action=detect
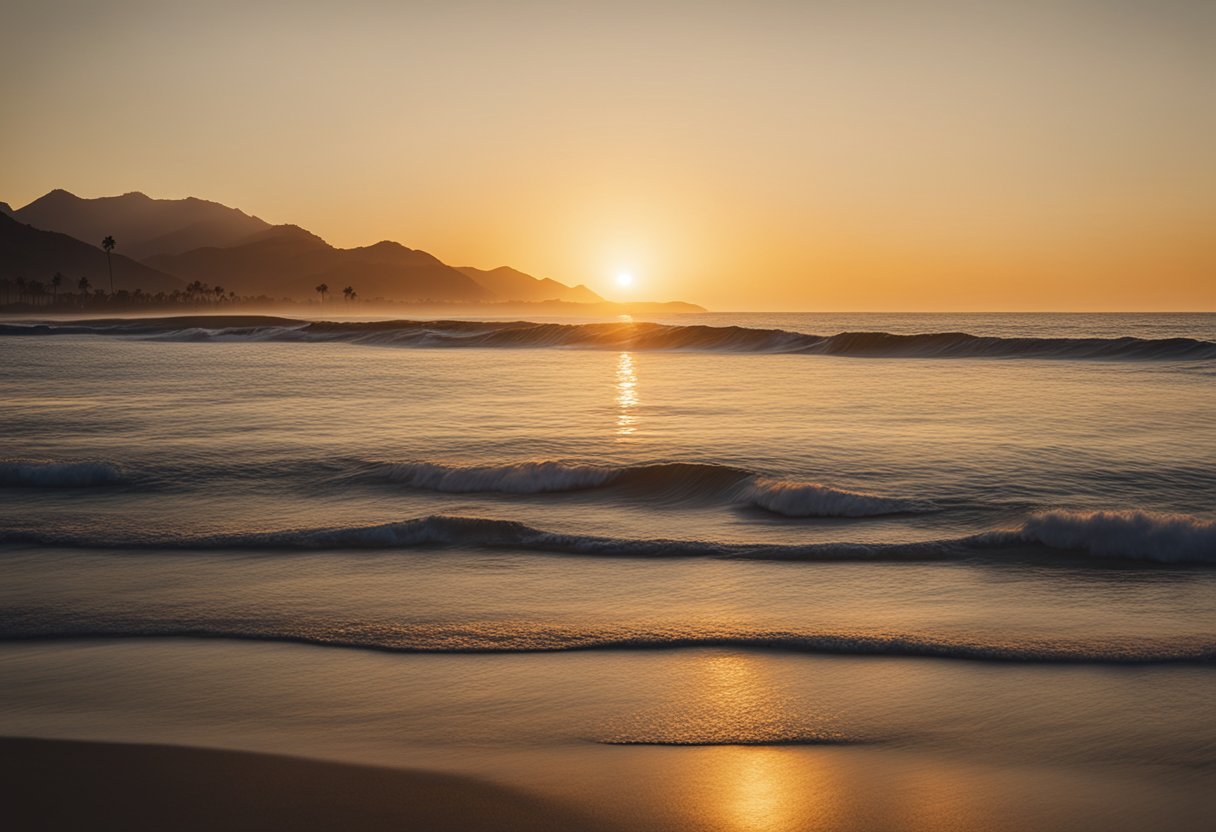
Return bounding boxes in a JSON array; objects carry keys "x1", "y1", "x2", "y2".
[{"x1": 2, "y1": 0, "x2": 1213, "y2": 310}]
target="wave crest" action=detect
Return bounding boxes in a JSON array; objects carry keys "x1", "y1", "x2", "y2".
[
  {"x1": 745, "y1": 477, "x2": 921, "y2": 517},
  {"x1": 4, "y1": 511, "x2": 1213, "y2": 564},
  {"x1": 362, "y1": 458, "x2": 913, "y2": 517},
  {"x1": 376, "y1": 461, "x2": 617, "y2": 493},
  {"x1": 7, "y1": 316, "x2": 1215, "y2": 361},
  {"x1": 1013, "y1": 510, "x2": 1216, "y2": 563},
  {"x1": 1, "y1": 619, "x2": 1210, "y2": 665}
]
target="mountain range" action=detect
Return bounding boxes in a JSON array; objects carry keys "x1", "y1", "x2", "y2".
[
  {"x1": 0, "y1": 211, "x2": 181, "y2": 293},
  {"x1": 0, "y1": 190, "x2": 654, "y2": 307}
]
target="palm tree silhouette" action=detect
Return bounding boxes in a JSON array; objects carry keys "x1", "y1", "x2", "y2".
[
  {"x1": 102, "y1": 235, "x2": 116, "y2": 293},
  {"x1": 343, "y1": 285, "x2": 355, "y2": 302},
  {"x1": 315, "y1": 283, "x2": 329, "y2": 304},
  {"x1": 213, "y1": 285, "x2": 225, "y2": 304},
  {"x1": 77, "y1": 276, "x2": 91, "y2": 305},
  {"x1": 51, "y1": 273, "x2": 63, "y2": 305}
]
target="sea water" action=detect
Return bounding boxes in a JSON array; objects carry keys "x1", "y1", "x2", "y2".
[{"x1": 1, "y1": 313, "x2": 1213, "y2": 830}]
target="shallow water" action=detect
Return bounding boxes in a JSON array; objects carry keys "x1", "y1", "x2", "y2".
[{"x1": 1, "y1": 312, "x2": 1214, "y2": 828}]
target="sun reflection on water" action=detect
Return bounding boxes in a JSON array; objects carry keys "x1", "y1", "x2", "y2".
[
  {"x1": 615, "y1": 351, "x2": 639, "y2": 438},
  {"x1": 647, "y1": 655, "x2": 854, "y2": 830},
  {"x1": 715, "y1": 747, "x2": 821, "y2": 832}
]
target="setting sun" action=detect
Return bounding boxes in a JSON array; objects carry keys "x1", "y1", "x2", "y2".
[{"x1": 616, "y1": 272, "x2": 635, "y2": 288}]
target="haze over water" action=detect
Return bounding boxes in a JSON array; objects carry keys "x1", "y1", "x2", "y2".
[{"x1": 2, "y1": 312, "x2": 1214, "y2": 829}]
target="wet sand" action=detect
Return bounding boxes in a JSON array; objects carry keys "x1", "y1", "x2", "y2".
[{"x1": 0, "y1": 736, "x2": 605, "y2": 832}]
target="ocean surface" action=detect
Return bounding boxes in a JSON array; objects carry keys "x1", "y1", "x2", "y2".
[{"x1": 1, "y1": 312, "x2": 1214, "y2": 830}]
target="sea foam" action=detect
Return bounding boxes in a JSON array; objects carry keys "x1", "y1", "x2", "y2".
[{"x1": 1013, "y1": 510, "x2": 1216, "y2": 564}]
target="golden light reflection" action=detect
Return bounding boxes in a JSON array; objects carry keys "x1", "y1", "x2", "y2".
[
  {"x1": 685, "y1": 656, "x2": 847, "y2": 831},
  {"x1": 715, "y1": 748, "x2": 823, "y2": 832},
  {"x1": 615, "y1": 351, "x2": 639, "y2": 438}
]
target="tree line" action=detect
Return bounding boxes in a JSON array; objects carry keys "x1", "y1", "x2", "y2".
[{"x1": 1, "y1": 236, "x2": 363, "y2": 309}]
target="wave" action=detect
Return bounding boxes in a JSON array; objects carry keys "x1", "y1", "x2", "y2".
[
  {"x1": 0, "y1": 452, "x2": 913, "y2": 517},
  {"x1": 374, "y1": 460, "x2": 619, "y2": 494},
  {"x1": 361, "y1": 460, "x2": 920, "y2": 517},
  {"x1": 0, "y1": 460, "x2": 128, "y2": 488},
  {"x1": 744, "y1": 477, "x2": 921, "y2": 517},
  {"x1": 3, "y1": 510, "x2": 1212, "y2": 564},
  {"x1": 1009, "y1": 510, "x2": 1216, "y2": 563},
  {"x1": 1, "y1": 621, "x2": 1210, "y2": 665},
  {"x1": 6, "y1": 316, "x2": 1214, "y2": 360},
  {"x1": 595, "y1": 736, "x2": 866, "y2": 746}
]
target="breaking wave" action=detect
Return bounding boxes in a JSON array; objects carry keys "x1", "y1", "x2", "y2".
[
  {"x1": 360, "y1": 459, "x2": 921, "y2": 517},
  {"x1": 5, "y1": 316, "x2": 1214, "y2": 360},
  {"x1": 1008, "y1": 510, "x2": 1216, "y2": 563},
  {"x1": 3, "y1": 510, "x2": 1212, "y2": 564},
  {"x1": 0, "y1": 460, "x2": 129, "y2": 488}
]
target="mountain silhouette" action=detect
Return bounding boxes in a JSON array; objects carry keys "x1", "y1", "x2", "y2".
[
  {"x1": 0, "y1": 212, "x2": 182, "y2": 293},
  {"x1": 457, "y1": 266, "x2": 604, "y2": 304},
  {"x1": 5, "y1": 189, "x2": 692, "y2": 307},
  {"x1": 13, "y1": 190, "x2": 270, "y2": 260},
  {"x1": 147, "y1": 225, "x2": 491, "y2": 302}
]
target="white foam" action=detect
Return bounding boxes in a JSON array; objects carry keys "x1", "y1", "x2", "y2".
[{"x1": 1017, "y1": 510, "x2": 1216, "y2": 563}]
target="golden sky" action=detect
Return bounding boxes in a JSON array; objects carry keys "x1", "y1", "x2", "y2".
[{"x1": 2, "y1": 1, "x2": 1213, "y2": 310}]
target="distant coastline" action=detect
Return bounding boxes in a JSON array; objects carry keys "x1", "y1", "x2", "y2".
[
  {"x1": 1, "y1": 190, "x2": 705, "y2": 313},
  {"x1": 0, "y1": 297, "x2": 705, "y2": 317}
]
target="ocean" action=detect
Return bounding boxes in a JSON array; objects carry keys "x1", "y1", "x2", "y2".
[{"x1": 1, "y1": 312, "x2": 1213, "y2": 830}]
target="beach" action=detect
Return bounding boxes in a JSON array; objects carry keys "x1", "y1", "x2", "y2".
[{"x1": 0, "y1": 736, "x2": 604, "y2": 832}]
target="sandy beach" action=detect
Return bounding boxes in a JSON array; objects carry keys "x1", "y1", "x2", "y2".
[{"x1": 1, "y1": 736, "x2": 605, "y2": 832}]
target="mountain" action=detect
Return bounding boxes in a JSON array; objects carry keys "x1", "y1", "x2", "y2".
[
  {"x1": 0, "y1": 203, "x2": 14, "y2": 218},
  {"x1": 457, "y1": 266, "x2": 603, "y2": 304},
  {"x1": 8, "y1": 189, "x2": 700, "y2": 308},
  {"x1": 12, "y1": 190, "x2": 271, "y2": 260},
  {"x1": 0, "y1": 213, "x2": 182, "y2": 293},
  {"x1": 147, "y1": 226, "x2": 491, "y2": 302}
]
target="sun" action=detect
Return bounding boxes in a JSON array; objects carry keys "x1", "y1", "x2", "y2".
[{"x1": 616, "y1": 272, "x2": 635, "y2": 288}]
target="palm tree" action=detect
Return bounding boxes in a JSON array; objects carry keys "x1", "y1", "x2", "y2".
[
  {"x1": 16, "y1": 277, "x2": 27, "y2": 304},
  {"x1": 213, "y1": 285, "x2": 225, "y2": 304},
  {"x1": 102, "y1": 236, "x2": 116, "y2": 293},
  {"x1": 51, "y1": 273, "x2": 63, "y2": 304},
  {"x1": 315, "y1": 283, "x2": 329, "y2": 304},
  {"x1": 0, "y1": 277, "x2": 11, "y2": 305},
  {"x1": 78, "y1": 276, "x2": 91, "y2": 305},
  {"x1": 343, "y1": 285, "x2": 354, "y2": 302}
]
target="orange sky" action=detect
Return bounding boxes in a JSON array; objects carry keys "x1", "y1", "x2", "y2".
[{"x1": 2, "y1": 1, "x2": 1213, "y2": 310}]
